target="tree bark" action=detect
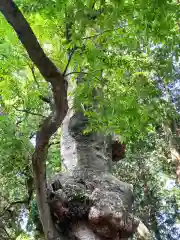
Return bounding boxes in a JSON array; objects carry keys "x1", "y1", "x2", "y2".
[
  {"x1": 0, "y1": 1, "x2": 68, "y2": 239},
  {"x1": 48, "y1": 75, "x2": 151, "y2": 239},
  {"x1": 163, "y1": 122, "x2": 180, "y2": 184},
  {"x1": 57, "y1": 106, "x2": 151, "y2": 239}
]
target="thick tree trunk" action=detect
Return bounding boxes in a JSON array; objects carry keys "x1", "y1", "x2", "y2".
[
  {"x1": 50, "y1": 110, "x2": 136, "y2": 239},
  {"x1": 61, "y1": 110, "x2": 112, "y2": 173},
  {"x1": 48, "y1": 86, "x2": 151, "y2": 240}
]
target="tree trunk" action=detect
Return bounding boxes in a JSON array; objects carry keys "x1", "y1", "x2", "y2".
[
  {"x1": 49, "y1": 110, "x2": 136, "y2": 240},
  {"x1": 48, "y1": 80, "x2": 150, "y2": 239},
  {"x1": 163, "y1": 122, "x2": 180, "y2": 184}
]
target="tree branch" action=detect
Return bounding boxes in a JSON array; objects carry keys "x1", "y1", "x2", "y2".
[
  {"x1": 64, "y1": 71, "x2": 89, "y2": 77},
  {"x1": 0, "y1": 0, "x2": 67, "y2": 114},
  {"x1": 29, "y1": 65, "x2": 54, "y2": 109},
  {"x1": 63, "y1": 47, "x2": 77, "y2": 76},
  {"x1": 48, "y1": 141, "x2": 60, "y2": 147},
  {"x1": 64, "y1": 70, "x2": 102, "y2": 82},
  {"x1": 0, "y1": 1, "x2": 68, "y2": 239},
  {"x1": 30, "y1": 64, "x2": 40, "y2": 89},
  {"x1": 63, "y1": 7, "x2": 77, "y2": 76},
  {"x1": 14, "y1": 107, "x2": 46, "y2": 117},
  {"x1": 0, "y1": 200, "x2": 28, "y2": 218},
  {"x1": 39, "y1": 95, "x2": 52, "y2": 105},
  {"x1": 29, "y1": 132, "x2": 36, "y2": 139}
]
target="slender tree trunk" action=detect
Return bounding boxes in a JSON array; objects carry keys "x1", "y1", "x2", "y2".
[
  {"x1": 163, "y1": 122, "x2": 180, "y2": 184},
  {"x1": 0, "y1": 2, "x2": 68, "y2": 239}
]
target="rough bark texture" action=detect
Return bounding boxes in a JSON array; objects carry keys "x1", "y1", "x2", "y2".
[
  {"x1": 61, "y1": 108, "x2": 77, "y2": 171},
  {"x1": 163, "y1": 122, "x2": 180, "y2": 184},
  {"x1": 48, "y1": 110, "x2": 141, "y2": 240},
  {"x1": 50, "y1": 71, "x2": 151, "y2": 239}
]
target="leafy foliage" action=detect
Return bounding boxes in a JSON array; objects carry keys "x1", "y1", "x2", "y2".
[{"x1": 113, "y1": 132, "x2": 180, "y2": 239}]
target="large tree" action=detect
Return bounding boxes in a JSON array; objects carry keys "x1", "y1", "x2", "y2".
[{"x1": 0, "y1": 0, "x2": 179, "y2": 240}]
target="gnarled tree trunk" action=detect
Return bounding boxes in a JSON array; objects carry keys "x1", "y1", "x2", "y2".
[
  {"x1": 47, "y1": 80, "x2": 150, "y2": 239},
  {"x1": 49, "y1": 110, "x2": 137, "y2": 239}
]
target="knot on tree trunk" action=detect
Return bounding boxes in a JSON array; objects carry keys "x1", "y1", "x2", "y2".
[{"x1": 47, "y1": 172, "x2": 139, "y2": 239}]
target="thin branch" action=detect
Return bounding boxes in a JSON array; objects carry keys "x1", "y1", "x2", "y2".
[
  {"x1": 30, "y1": 65, "x2": 54, "y2": 109},
  {"x1": 29, "y1": 132, "x2": 36, "y2": 139},
  {"x1": 39, "y1": 95, "x2": 54, "y2": 112},
  {"x1": 65, "y1": 7, "x2": 72, "y2": 44},
  {"x1": 48, "y1": 141, "x2": 60, "y2": 147},
  {"x1": 15, "y1": 119, "x2": 23, "y2": 126},
  {"x1": 30, "y1": 64, "x2": 40, "y2": 89},
  {"x1": 0, "y1": 200, "x2": 28, "y2": 218},
  {"x1": 26, "y1": 176, "x2": 34, "y2": 204},
  {"x1": 14, "y1": 107, "x2": 46, "y2": 118},
  {"x1": 63, "y1": 7, "x2": 78, "y2": 76},
  {"x1": 63, "y1": 47, "x2": 77, "y2": 76},
  {"x1": 39, "y1": 95, "x2": 52, "y2": 104},
  {"x1": 64, "y1": 71, "x2": 89, "y2": 77},
  {"x1": 64, "y1": 70, "x2": 102, "y2": 82},
  {"x1": 91, "y1": 0, "x2": 96, "y2": 9}
]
